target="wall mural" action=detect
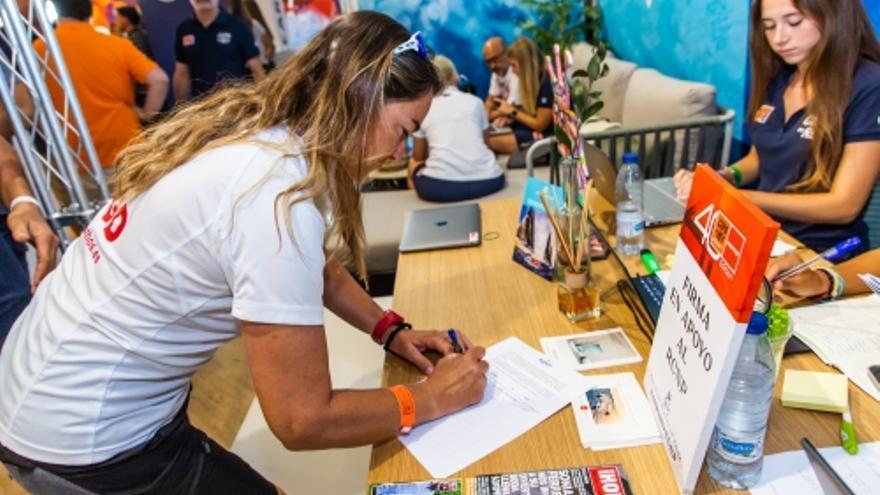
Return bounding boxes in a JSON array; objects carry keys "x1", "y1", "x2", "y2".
[
  {"x1": 601, "y1": 0, "x2": 750, "y2": 142},
  {"x1": 359, "y1": 0, "x2": 528, "y2": 99}
]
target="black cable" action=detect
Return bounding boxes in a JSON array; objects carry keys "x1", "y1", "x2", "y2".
[
  {"x1": 589, "y1": 214, "x2": 656, "y2": 342},
  {"x1": 618, "y1": 279, "x2": 655, "y2": 344}
]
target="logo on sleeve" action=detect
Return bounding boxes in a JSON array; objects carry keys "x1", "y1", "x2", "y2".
[
  {"x1": 182, "y1": 34, "x2": 196, "y2": 47},
  {"x1": 102, "y1": 201, "x2": 128, "y2": 242},
  {"x1": 797, "y1": 116, "x2": 814, "y2": 140},
  {"x1": 217, "y1": 32, "x2": 232, "y2": 44},
  {"x1": 753, "y1": 105, "x2": 774, "y2": 124}
]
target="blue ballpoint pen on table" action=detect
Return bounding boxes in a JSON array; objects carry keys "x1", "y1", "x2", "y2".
[
  {"x1": 771, "y1": 236, "x2": 862, "y2": 282},
  {"x1": 447, "y1": 329, "x2": 463, "y2": 354}
]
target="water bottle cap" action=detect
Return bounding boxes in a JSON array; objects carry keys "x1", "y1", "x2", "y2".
[
  {"x1": 746, "y1": 311, "x2": 768, "y2": 335},
  {"x1": 622, "y1": 152, "x2": 638, "y2": 164}
]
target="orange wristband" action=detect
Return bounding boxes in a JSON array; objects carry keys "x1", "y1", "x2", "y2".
[{"x1": 388, "y1": 385, "x2": 416, "y2": 434}]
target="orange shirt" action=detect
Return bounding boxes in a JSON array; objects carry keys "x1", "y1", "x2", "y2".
[{"x1": 34, "y1": 21, "x2": 157, "y2": 168}]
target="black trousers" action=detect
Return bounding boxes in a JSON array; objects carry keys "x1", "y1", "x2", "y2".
[{"x1": 0, "y1": 401, "x2": 276, "y2": 495}]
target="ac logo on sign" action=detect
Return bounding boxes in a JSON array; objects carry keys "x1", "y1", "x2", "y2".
[
  {"x1": 692, "y1": 203, "x2": 745, "y2": 280},
  {"x1": 102, "y1": 201, "x2": 128, "y2": 242}
]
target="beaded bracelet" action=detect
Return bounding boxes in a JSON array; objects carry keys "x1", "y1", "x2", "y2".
[{"x1": 816, "y1": 267, "x2": 845, "y2": 301}]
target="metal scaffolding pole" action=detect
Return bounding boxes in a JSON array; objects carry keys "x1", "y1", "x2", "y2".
[{"x1": 0, "y1": 0, "x2": 109, "y2": 248}]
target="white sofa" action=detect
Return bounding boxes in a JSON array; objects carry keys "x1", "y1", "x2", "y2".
[
  {"x1": 570, "y1": 42, "x2": 733, "y2": 176},
  {"x1": 570, "y1": 42, "x2": 719, "y2": 131}
]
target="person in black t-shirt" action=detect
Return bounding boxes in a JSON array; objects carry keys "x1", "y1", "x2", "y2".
[
  {"x1": 113, "y1": 6, "x2": 155, "y2": 108},
  {"x1": 173, "y1": 0, "x2": 265, "y2": 103}
]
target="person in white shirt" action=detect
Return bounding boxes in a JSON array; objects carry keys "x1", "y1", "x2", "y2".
[
  {"x1": 0, "y1": 13, "x2": 488, "y2": 495},
  {"x1": 482, "y1": 36, "x2": 519, "y2": 127},
  {"x1": 408, "y1": 55, "x2": 505, "y2": 202}
]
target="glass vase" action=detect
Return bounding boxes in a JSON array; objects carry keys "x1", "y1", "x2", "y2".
[{"x1": 555, "y1": 157, "x2": 600, "y2": 322}]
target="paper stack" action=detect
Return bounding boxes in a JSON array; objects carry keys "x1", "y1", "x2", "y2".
[
  {"x1": 570, "y1": 372, "x2": 661, "y2": 451},
  {"x1": 788, "y1": 295, "x2": 880, "y2": 401},
  {"x1": 781, "y1": 370, "x2": 848, "y2": 413}
]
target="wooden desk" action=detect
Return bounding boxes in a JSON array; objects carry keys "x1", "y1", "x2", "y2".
[{"x1": 367, "y1": 196, "x2": 880, "y2": 494}]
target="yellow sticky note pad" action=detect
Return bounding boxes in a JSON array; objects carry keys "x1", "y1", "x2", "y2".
[{"x1": 781, "y1": 370, "x2": 848, "y2": 413}]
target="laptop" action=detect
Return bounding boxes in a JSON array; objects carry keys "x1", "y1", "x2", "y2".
[
  {"x1": 399, "y1": 203, "x2": 482, "y2": 253},
  {"x1": 583, "y1": 143, "x2": 685, "y2": 227}
]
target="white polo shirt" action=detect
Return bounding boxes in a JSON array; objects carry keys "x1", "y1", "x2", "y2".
[
  {"x1": 488, "y1": 66, "x2": 519, "y2": 104},
  {"x1": 414, "y1": 86, "x2": 503, "y2": 182},
  {"x1": 0, "y1": 126, "x2": 326, "y2": 465}
]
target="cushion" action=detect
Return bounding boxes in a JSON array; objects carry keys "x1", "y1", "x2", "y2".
[
  {"x1": 570, "y1": 42, "x2": 635, "y2": 124},
  {"x1": 621, "y1": 68, "x2": 716, "y2": 127}
]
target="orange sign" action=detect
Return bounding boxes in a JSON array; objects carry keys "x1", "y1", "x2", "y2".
[{"x1": 679, "y1": 165, "x2": 779, "y2": 323}]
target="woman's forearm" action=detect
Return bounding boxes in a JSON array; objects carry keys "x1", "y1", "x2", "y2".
[
  {"x1": 322, "y1": 257, "x2": 385, "y2": 334},
  {"x1": 742, "y1": 189, "x2": 865, "y2": 224}
]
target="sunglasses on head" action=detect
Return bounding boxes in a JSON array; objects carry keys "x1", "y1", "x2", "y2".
[{"x1": 392, "y1": 31, "x2": 430, "y2": 60}]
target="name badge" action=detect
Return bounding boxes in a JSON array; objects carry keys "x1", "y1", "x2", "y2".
[
  {"x1": 754, "y1": 104, "x2": 774, "y2": 124},
  {"x1": 182, "y1": 34, "x2": 195, "y2": 47},
  {"x1": 217, "y1": 32, "x2": 232, "y2": 44}
]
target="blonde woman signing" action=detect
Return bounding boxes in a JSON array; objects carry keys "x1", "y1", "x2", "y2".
[
  {"x1": 675, "y1": 0, "x2": 880, "y2": 258},
  {"x1": 0, "y1": 12, "x2": 487, "y2": 495},
  {"x1": 487, "y1": 37, "x2": 554, "y2": 154}
]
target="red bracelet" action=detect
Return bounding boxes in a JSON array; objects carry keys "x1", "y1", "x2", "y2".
[{"x1": 371, "y1": 309, "x2": 405, "y2": 344}]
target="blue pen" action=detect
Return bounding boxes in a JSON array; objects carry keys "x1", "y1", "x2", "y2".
[
  {"x1": 447, "y1": 329, "x2": 463, "y2": 353},
  {"x1": 771, "y1": 236, "x2": 862, "y2": 282}
]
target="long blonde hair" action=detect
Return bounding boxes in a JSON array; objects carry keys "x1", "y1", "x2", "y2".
[
  {"x1": 749, "y1": 0, "x2": 880, "y2": 192},
  {"x1": 508, "y1": 38, "x2": 544, "y2": 115},
  {"x1": 112, "y1": 12, "x2": 440, "y2": 280}
]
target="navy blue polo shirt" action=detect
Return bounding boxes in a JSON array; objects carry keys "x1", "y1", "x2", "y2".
[
  {"x1": 174, "y1": 10, "x2": 259, "y2": 98},
  {"x1": 511, "y1": 76, "x2": 554, "y2": 142},
  {"x1": 749, "y1": 57, "x2": 880, "y2": 254}
]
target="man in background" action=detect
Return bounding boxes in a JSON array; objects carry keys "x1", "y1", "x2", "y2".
[
  {"x1": 34, "y1": 0, "x2": 168, "y2": 176},
  {"x1": 173, "y1": 0, "x2": 265, "y2": 103},
  {"x1": 113, "y1": 6, "x2": 155, "y2": 108},
  {"x1": 482, "y1": 36, "x2": 518, "y2": 126},
  {"x1": 113, "y1": 6, "x2": 153, "y2": 59}
]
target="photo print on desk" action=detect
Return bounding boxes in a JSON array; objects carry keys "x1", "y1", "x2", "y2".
[
  {"x1": 540, "y1": 328, "x2": 642, "y2": 372},
  {"x1": 586, "y1": 387, "x2": 626, "y2": 425},
  {"x1": 572, "y1": 373, "x2": 661, "y2": 451}
]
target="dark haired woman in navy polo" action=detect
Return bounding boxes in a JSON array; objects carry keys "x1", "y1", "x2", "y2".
[{"x1": 675, "y1": 0, "x2": 880, "y2": 258}]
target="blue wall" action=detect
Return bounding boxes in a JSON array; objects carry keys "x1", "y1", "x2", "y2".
[
  {"x1": 868, "y1": 0, "x2": 880, "y2": 35},
  {"x1": 600, "y1": 0, "x2": 750, "y2": 142},
  {"x1": 359, "y1": 0, "x2": 528, "y2": 99}
]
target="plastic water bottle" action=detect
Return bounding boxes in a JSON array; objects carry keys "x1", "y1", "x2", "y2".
[
  {"x1": 615, "y1": 152, "x2": 644, "y2": 255},
  {"x1": 707, "y1": 312, "x2": 776, "y2": 489}
]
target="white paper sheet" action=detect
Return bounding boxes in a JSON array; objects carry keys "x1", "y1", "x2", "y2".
[
  {"x1": 400, "y1": 337, "x2": 588, "y2": 478},
  {"x1": 771, "y1": 239, "x2": 798, "y2": 258},
  {"x1": 751, "y1": 441, "x2": 880, "y2": 495},
  {"x1": 655, "y1": 269, "x2": 671, "y2": 288},
  {"x1": 570, "y1": 372, "x2": 661, "y2": 451},
  {"x1": 789, "y1": 295, "x2": 880, "y2": 401}
]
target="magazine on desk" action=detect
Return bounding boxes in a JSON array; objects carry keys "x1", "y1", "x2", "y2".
[
  {"x1": 369, "y1": 464, "x2": 633, "y2": 495},
  {"x1": 512, "y1": 178, "x2": 609, "y2": 280}
]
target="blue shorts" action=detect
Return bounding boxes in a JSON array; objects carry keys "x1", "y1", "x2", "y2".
[{"x1": 413, "y1": 165, "x2": 506, "y2": 203}]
